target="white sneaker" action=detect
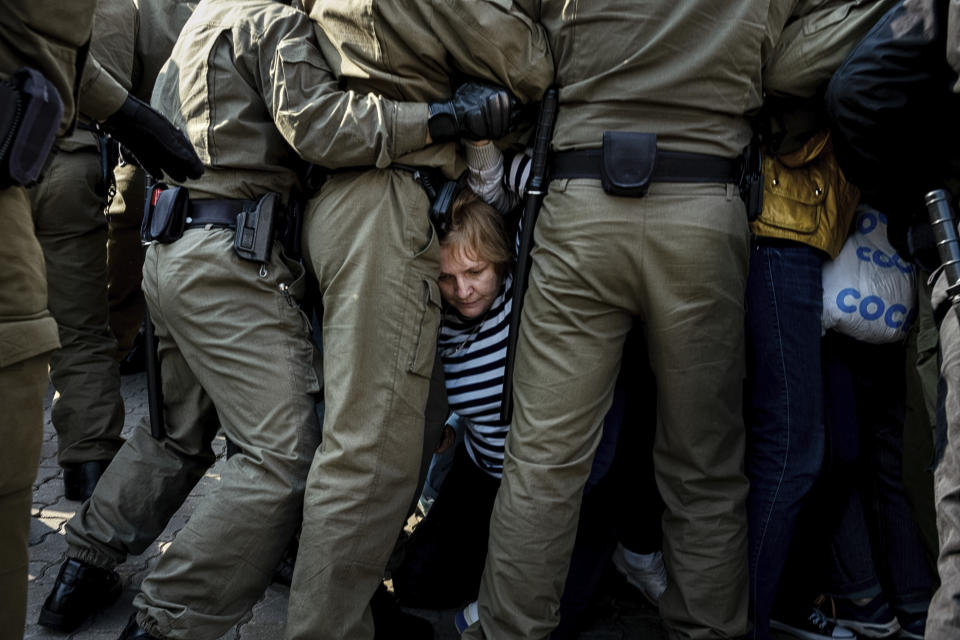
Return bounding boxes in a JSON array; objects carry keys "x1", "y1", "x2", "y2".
[
  {"x1": 611, "y1": 544, "x2": 667, "y2": 606},
  {"x1": 454, "y1": 600, "x2": 479, "y2": 634}
]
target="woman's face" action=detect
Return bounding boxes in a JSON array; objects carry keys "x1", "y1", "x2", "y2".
[{"x1": 439, "y1": 245, "x2": 500, "y2": 319}]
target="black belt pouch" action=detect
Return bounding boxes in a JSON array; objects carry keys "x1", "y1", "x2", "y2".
[
  {"x1": 0, "y1": 67, "x2": 64, "y2": 187},
  {"x1": 600, "y1": 131, "x2": 657, "y2": 197},
  {"x1": 149, "y1": 186, "x2": 188, "y2": 243}
]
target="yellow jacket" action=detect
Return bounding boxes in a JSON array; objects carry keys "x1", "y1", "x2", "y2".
[{"x1": 751, "y1": 130, "x2": 860, "y2": 258}]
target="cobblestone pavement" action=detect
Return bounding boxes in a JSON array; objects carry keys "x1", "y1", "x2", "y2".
[{"x1": 24, "y1": 371, "x2": 701, "y2": 640}]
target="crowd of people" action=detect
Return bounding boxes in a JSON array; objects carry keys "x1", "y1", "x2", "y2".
[{"x1": 2, "y1": 1, "x2": 960, "y2": 640}]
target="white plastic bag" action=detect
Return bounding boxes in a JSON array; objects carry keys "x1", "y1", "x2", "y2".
[{"x1": 822, "y1": 205, "x2": 917, "y2": 343}]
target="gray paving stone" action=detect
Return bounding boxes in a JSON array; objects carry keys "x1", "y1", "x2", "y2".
[
  {"x1": 39, "y1": 440, "x2": 60, "y2": 463},
  {"x1": 28, "y1": 526, "x2": 67, "y2": 563},
  {"x1": 32, "y1": 475, "x2": 66, "y2": 508},
  {"x1": 34, "y1": 466, "x2": 62, "y2": 489}
]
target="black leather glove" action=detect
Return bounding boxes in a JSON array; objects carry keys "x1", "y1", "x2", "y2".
[
  {"x1": 99, "y1": 95, "x2": 203, "y2": 182},
  {"x1": 428, "y1": 81, "x2": 519, "y2": 142}
]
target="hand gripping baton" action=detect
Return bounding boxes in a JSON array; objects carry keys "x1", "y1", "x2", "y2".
[{"x1": 500, "y1": 86, "x2": 559, "y2": 423}]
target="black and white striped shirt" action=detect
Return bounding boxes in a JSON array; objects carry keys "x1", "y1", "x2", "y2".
[
  {"x1": 438, "y1": 273, "x2": 514, "y2": 478},
  {"x1": 439, "y1": 144, "x2": 530, "y2": 478}
]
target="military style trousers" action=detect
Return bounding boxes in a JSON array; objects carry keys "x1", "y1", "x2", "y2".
[
  {"x1": 29, "y1": 147, "x2": 125, "y2": 466},
  {"x1": 287, "y1": 169, "x2": 441, "y2": 640},
  {"x1": 66, "y1": 229, "x2": 321, "y2": 639},
  {"x1": 106, "y1": 162, "x2": 146, "y2": 358},
  {"x1": 929, "y1": 272, "x2": 960, "y2": 639},
  {"x1": 0, "y1": 186, "x2": 59, "y2": 640},
  {"x1": 464, "y1": 180, "x2": 751, "y2": 640}
]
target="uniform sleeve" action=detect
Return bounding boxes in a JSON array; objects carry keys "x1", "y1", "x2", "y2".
[
  {"x1": 464, "y1": 141, "x2": 518, "y2": 214},
  {"x1": 430, "y1": 0, "x2": 554, "y2": 104},
  {"x1": 949, "y1": 0, "x2": 960, "y2": 92},
  {"x1": 134, "y1": 0, "x2": 197, "y2": 101},
  {"x1": 264, "y1": 22, "x2": 429, "y2": 169},
  {"x1": 763, "y1": 0, "x2": 899, "y2": 98},
  {"x1": 79, "y1": 53, "x2": 129, "y2": 121}
]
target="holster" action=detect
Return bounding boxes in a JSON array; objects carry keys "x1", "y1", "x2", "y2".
[
  {"x1": 428, "y1": 171, "x2": 469, "y2": 236},
  {"x1": 390, "y1": 162, "x2": 457, "y2": 233},
  {"x1": 740, "y1": 136, "x2": 764, "y2": 221},
  {"x1": 0, "y1": 67, "x2": 64, "y2": 188},
  {"x1": 600, "y1": 131, "x2": 657, "y2": 197},
  {"x1": 233, "y1": 191, "x2": 283, "y2": 262},
  {"x1": 96, "y1": 131, "x2": 119, "y2": 198},
  {"x1": 284, "y1": 190, "x2": 304, "y2": 262},
  {"x1": 234, "y1": 192, "x2": 279, "y2": 263}
]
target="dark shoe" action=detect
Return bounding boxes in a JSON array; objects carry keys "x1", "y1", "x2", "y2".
[
  {"x1": 896, "y1": 610, "x2": 925, "y2": 639},
  {"x1": 770, "y1": 606, "x2": 856, "y2": 640},
  {"x1": 118, "y1": 614, "x2": 163, "y2": 640},
  {"x1": 63, "y1": 460, "x2": 112, "y2": 502},
  {"x1": 271, "y1": 534, "x2": 299, "y2": 587},
  {"x1": 829, "y1": 595, "x2": 901, "y2": 638},
  {"x1": 371, "y1": 583, "x2": 434, "y2": 639},
  {"x1": 38, "y1": 558, "x2": 122, "y2": 632},
  {"x1": 118, "y1": 329, "x2": 146, "y2": 376}
]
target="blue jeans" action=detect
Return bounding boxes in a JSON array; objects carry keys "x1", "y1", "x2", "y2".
[
  {"x1": 744, "y1": 240, "x2": 826, "y2": 639},
  {"x1": 822, "y1": 334, "x2": 932, "y2": 619},
  {"x1": 419, "y1": 412, "x2": 466, "y2": 510}
]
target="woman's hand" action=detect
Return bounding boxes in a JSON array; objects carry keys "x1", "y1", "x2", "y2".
[{"x1": 434, "y1": 425, "x2": 456, "y2": 454}]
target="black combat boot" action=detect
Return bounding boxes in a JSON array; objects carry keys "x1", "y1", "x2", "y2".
[
  {"x1": 371, "y1": 583, "x2": 435, "y2": 639},
  {"x1": 38, "y1": 558, "x2": 122, "y2": 631},
  {"x1": 62, "y1": 460, "x2": 111, "y2": 501},
  {"x1": 117, "y1": 613, "x2": 164, "y2": 640},
  {"x1": 271, "y1": 533, "x2": 299, "y2": 587}
]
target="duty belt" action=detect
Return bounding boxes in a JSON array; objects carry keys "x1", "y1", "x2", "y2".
[
  {"x1": 550, "y1": 148, "x2": 741, "y2": 184},
  {"x1": 183, "y1": 198, "x2": 258, "y2": 229}
]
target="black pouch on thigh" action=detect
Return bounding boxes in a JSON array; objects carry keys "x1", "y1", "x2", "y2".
[
  {"x1": 600, "y1": 131, "x2": 657, "y2": 197},
  {"x1": 0, "y1": 67, "x2": 64, "y2": 188},
  {"x1": 147, "y1": 186, "x2": 188, "y2": 243}
]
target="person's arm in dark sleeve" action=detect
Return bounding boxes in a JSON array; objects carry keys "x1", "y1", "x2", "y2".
[{"x1": 80, "y1": 52, "x2": 202, "y2": 181}]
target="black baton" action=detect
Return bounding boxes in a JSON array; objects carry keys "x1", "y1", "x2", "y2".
[
  {"x1": 142, "y1": 174, "x2": 166, "y2": 439},
  {"x1": 500, "y1": 86, "x2": 559, "y2": 423},
  {"x1": 926, "y1": 188, "x2": 960, "y2": 326}
]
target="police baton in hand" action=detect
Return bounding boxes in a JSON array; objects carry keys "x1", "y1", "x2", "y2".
[
  {"x1": 500, "y1": 86, "x2": 559, "y2": 423},
  {"x1": 142, "y1": 173, "x2": 166, "y2": 440}
]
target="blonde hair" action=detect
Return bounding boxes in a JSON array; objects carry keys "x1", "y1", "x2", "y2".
[{"x1": 441, "y1": 189, "x2": 512, "y2": 279}]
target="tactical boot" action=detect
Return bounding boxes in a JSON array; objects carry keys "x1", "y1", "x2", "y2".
[
  {"x1": 38, "y1": 558, "x2": 122, "y2": 632},
  {"x1": 63, "y1": 460, "x2": 111, "y2": 502},
  {"x1": 271, "y1": 533, "x2": 299, "y2": 587},
  {"x1": 371, "y1": 583, "x2": 434, "y2": 639},
  {"x1": 118, "y1": 614, "x2": 164, "y2": 640}
]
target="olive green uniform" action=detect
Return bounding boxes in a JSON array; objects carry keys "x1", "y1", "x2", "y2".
[
  {"x1": 27, "y1": 0, "x2": 196, "y2": 471},
  {"x1": 64, "y1": 1, "x2": 431, "y2": 637},
  {"x1": 286, "y1": 3, "x2": 552, "y2": 638},
  {"x1": 461, "y1": 2, "x2": 790, "y2": 639},
  {"x1": 949, "y1": 0, "x2": 960, "y2": 93},
  {"x1": 0, "y1": 2, "x2": 98, "y2": 636},
  {"x1": 106, "y1": 161, "x2": 146, "y2": 358},
  {"x1": 102, "y1": 0, "x2": 198, "y2": 358},
  {"x1": 927, "y1": 5, "x2": 960, "y2": 636},
  {"x1": 28, "y1": 126, "x2": 126, "y2": 468}
]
